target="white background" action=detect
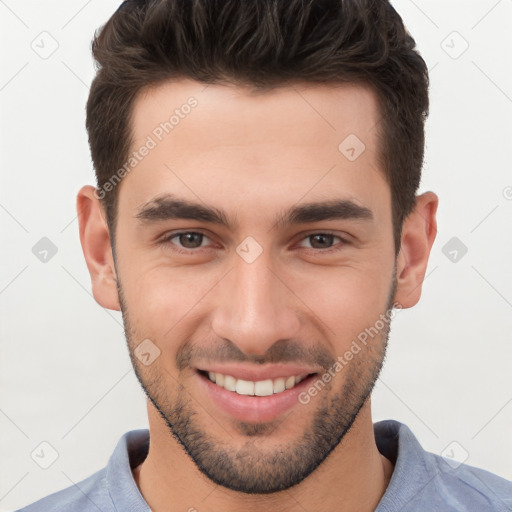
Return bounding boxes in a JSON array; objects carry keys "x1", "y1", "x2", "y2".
[{"x1": 1, "y1": 0, "x2": 511, "y2": 510}]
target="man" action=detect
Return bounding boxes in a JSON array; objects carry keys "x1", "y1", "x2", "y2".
[{"x1": 17, "y1": 0, "x2": 512, "y2": 510}]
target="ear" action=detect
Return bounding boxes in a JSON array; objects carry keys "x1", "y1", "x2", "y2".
[
  {"x1": 77, "y1": 185, "x2": 120, "y2": 311},
  {"x1": 394, "y1": 191, "x2": 438, "y2": 309}
]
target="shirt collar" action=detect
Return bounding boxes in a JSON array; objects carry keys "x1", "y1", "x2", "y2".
[
  {"x1": 374, "y1": 419, "x2": 439, "y2": 511},
  {"x1": 106, "y1": 428, "x2": 151, "y2": 511}
]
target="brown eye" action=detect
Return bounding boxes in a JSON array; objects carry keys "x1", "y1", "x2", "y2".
[
  {"x1": 161, "y1": 231, "x2": 211, "y2": 252},
  {"x1": 298, "y1": 232, "x2": 347, "y2": 252},
  {"x1": 308, "y1": 233, "x2": 335, "y2": 249},
  {"x1": 176, "y1": 232, "x2": 204, "y2": 249}
]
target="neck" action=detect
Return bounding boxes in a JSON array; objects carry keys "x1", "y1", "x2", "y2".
[{"x1": 133, "y1": 399, "x2": 394, "y2": 512}]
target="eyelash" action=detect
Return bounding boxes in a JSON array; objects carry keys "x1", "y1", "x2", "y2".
[{"x1": 160, "y1": 230, "x2": 349, "y2": 255}]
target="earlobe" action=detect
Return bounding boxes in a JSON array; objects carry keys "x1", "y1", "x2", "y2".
[
  {"x1": 394, "y1": 191, "x2": 438, "y2": 309},
  {"x1": 77, "y1": 185, "x2": 121, "y2": 311}
]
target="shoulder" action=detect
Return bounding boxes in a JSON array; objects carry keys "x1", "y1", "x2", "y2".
[
  {"x1": 375, "y1": 420, "x2": 512, "y2": 511},
  {"x1": 13, "y1": 467, "x2": 112, "y2": 512},
  {"x1": 13, "y1": 429, "x2": 149, "y2": 512},
  {"x1": 422, "y1": 451, "x2": 512, "y2": 511}
]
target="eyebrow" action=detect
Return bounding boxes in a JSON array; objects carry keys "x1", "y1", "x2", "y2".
[{"x1": 135, "y1": 193, "x2": 373, "y2": 229}]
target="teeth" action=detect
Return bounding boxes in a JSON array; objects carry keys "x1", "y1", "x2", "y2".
[
  {"x1": 215, "y1": 373, "x2": 225, "y2": 387},
  {"x1": 205, "y1": 372, "x2": 308, "y2": 396},
  {"x1": 236, "y1": 379, "x2": 254, "y2": 396},
  {"x1": 273, "y1": 377, "x2": 286, "y2": 393},
  {"x1": 224, "y1": 375, "x2": 236, "y2": 391},
  {"x1": 254, "y1": 379, "x2": 273, "y2": 396},
  {"x1": 285, "y1": 376, "x2": 296, "y2": 389}
]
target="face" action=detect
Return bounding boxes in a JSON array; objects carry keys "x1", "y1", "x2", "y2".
[{"x1": 109, "y1": 80, "x2": 399, "y2": 492}]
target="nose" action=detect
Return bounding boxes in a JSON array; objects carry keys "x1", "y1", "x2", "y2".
[{"x1": 210, "y1": 250, "x2": 302, "y2": 356}]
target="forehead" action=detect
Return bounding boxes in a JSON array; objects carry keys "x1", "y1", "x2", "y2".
[
  {"x1": 120, "y1": 79, "x2": 389, "y2": 224},
  {"x1": 131, "y1": 79, "x2": 381, "y2": 149}
]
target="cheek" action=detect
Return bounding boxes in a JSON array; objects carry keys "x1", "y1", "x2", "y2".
[
  {"x1": 124, "y1": 265, "x2": 217, "y2": 337},
  {"x1": 289, "y1": 266, "x2": 392, "y2": 346}
]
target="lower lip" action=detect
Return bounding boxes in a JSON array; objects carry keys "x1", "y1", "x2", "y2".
[{"x1": 197, "y1": 372, "x2": 316, "y2": 423}]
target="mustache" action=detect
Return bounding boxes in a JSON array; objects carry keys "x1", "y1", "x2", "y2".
[{"x1": 176, "y1": 339, "x2": 336, "y2": 372}]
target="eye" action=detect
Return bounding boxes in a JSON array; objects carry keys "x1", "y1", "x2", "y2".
[
  {"x1": 160, "y1": 230, "x2": 348, "y2": 255},
  {"x1": 297, "y1": 232, "x2": 348, "y2": 252},
  {"x1": 161, "y1": 231, "x2": 213, "y2": 253}
]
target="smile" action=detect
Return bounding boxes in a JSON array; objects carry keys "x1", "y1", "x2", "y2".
[
  {"x1": 196, "y1": 364, "x2": 320, "y2": 422},
  {"x1": 205, "y1": 371, "x2": 309, "y2": 396}
]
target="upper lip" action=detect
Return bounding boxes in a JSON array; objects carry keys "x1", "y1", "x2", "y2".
[{"x1": 196, "y1": 363, "x2": 319, "y2": 382}]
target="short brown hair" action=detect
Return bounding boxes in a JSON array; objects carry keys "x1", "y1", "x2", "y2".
[{"x1": 86, "y1": 0, "x2": 429, "y2": 254}]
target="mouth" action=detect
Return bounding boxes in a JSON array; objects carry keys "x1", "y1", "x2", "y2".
[
  {"x1": 198, "y1": 370, "x2": 314, "y2": 396},
  {"x1": 195, "y1": 368, "x2": 319, "y2": 423}
]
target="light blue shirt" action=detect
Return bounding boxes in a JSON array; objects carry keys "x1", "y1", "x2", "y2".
[{"x1": 15, "y1": 419, "x2": 512, "y2": 511}]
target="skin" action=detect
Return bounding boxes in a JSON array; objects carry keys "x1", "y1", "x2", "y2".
[{"x1": 77, "y1": 79, "x2": 438, "y2": 512}]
